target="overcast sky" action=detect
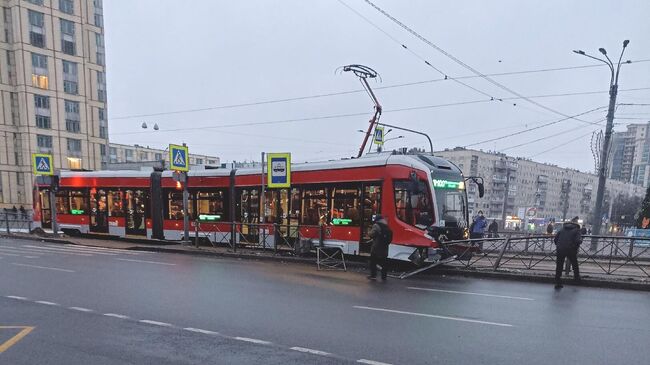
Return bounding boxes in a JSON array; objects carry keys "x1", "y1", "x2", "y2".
[{"x1": 104, "y1": 0, "x2": 650, "y2": 171}]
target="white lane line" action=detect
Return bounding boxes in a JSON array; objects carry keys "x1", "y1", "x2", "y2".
[
  {"x1": 290, "y1": 347, "x2": 331, "y2": 356},
  {"x1": 19, "y1": 245, "x2": 93, "y2": 257},
  {"x1": 104, "y1": 313, "x2": 130, "y2": 319},
  {"x1": 353, "y1": 306, "x2": 513, "y2": 328},
  {"x1": 42, "y1": 245, "x2": 121, "y2": 256},
  {"x1": 69, "y1": 307, "x2": 93, "y2": 312},
  {"x1": 68, "y1": 245, "x2": 142, "y2": 255},
  {"x1": 23, "y1": 255, "x2": 40, "y2": 259},
  {"x1": 0, "y1": 252, "x2": 22, "y2": 257},
  {"x1": 11, "y1": 263, "x2": 76, "y2": 273},
  {"x1": 139, "y1": 320, "x2": 173, "y2": 327},
  {"x1": 358, "y1": 359, "x2": 393, "y2": 365},
  {"x1": 407, "y1": 287, "x2": 534, "y2": 301},
  {"x1": 5, "y1": 295, "x2": 28, "y2": 300},
  {"x1": 115, "y1": 258, "x2": 176, "y2": 266},
  {"x1": 0, "y1": 247, "x2": 53, "y2": 255},
  {"x1": 234, "y1": 337, "x2": 272, "y2": 345},
  {"x1": 184, "y1": 327, "x2": 219, "y2": 336},
  {"x1": 35, "y1": 300, "x2": 59, "y2": 306}
]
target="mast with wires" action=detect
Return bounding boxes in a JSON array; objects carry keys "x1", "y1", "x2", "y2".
[{"x1": 340, "y1": 64, "x2": 382, "y2": 158}]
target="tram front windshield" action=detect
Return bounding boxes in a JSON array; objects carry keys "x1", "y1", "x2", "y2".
[{"x1": 433, "y1": 180, "x2": 468, "y2": 229}]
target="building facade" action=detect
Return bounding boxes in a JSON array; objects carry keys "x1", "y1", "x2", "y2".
[
  {"x1": 437, "y1": 148, "x2": 645, "y2": 226},
  {"x1": 608, "y1": 122, "x2": 650, "y2": 187},
  {"x1": 107, "y1": 143, "x2": 220, "y2": 170},
  {"x1": 0, "y1": 0, "x2": 107, "y2": 209}
]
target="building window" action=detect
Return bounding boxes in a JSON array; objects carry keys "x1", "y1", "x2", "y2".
[
  {"x1": 125, "y1": 149, "x2": 134, "y2": 162},
  {"x1": 95, "y1": 32, "x2": 105, "y2": 65},
  {"x1": 17, "y1": 172, "x2": 24, "y2": 186},
  {"x1": 67, "y1": 157, "x2": 82, "y2": 170},
  {"x1": 65, "y1": 100, "x2": 80, "y2": 133},
  {"x1": 36, "y1": 115, "x2": 51, "y2": 129},
  {"x1": 31, "y1": 52, "x2": 47, "y2": 69},
  {"x1": 37, "y1": 134, "x2": 53, "y2": 152},
  {"x1": 109, "y1": 147, "x2": 117, "y2": 163},
  {"x1": 31, "y1": 52, "x2": 48, "y2": 89},
  {"x1": 28, "y1": 0, "x2": 44, "y2": 5},
  {"x1": 139, "y1": 152, "x2": 147, "y2": 161},
  {"x1": 196, "y1": 158, "x2": 203, "y2": 164},
  {"x1": 60, "y1": 19, "x2": 75, "y2": 55},
  {"x1": 99, "y1": 126, "x2": 107, "y2": 138},
  {"x1": 97, "y1": 71, "x2": 106, "y2": 101},
  {"x1": 9, "y1": 92, "x2": 19, "y2": 125},
  {"x1": 34, "y1": 94, "x2": 49, "y2": 109},
  {"x1": 35, "y1": 94, "x2": 51, "y2": 129},
  {"x1": 154, "y1": 153, "x2": 162, "y2": 161},
  {"x1": 59, "y1": 0, "x2": 74, "y2": 14},
  {"x1": 28, "y1": 10, "x2": 45, "y2": 48},
  {"x1": 67, "y1": 138, "x2": 82, "y2": 157},
  {"x1": 99, "y1": 144, "x2": 106, "y2": 156},
  {"x1": 62, "y1": 60, "x2": 78, "y2": 94}
]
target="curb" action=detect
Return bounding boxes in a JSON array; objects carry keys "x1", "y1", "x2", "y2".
[{"x1": 3, "y1": 234, "x2": 648, "y2": 291}]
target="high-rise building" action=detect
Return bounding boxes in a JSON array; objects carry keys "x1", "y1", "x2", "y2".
[
  {"x1": 437, "y1": 148, "x2": 645, "y2": 226},
  {"x1": 608, "y1": 122, "x2": 650, "y2": 187},
  {"x1": 0, "y1": 0, "x2": 107, "y2": 209}
]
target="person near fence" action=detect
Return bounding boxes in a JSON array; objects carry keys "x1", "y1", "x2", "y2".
[
  {"x1": 19, "y1": 205, "x2": 27, "y2": 219},
  {"x1": 470, "y1": 211, "x2": 487, "y2": 239},
  {"x1": 368, "y1": 215, "x2": 392, "y2": 281},
  {"x1": 554, "y1": 216, "x2": 583, "y2": 289},
  {"x1": 546, "y1": 222, "x2": 554, "y2": 235},
  {"x1": 488, "y1": 219, "x2": 499, "y2": 238}
]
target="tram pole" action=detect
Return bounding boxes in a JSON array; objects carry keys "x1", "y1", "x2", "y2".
[
  {"x1": 182, "y1": 171, "x2": 189, "y2": 242},
  {"x1": 50, "y1": 174, "x2": 59, "y2": 237},
  {"x1": 261, "y1": 152, "x2": 265, "y2": 224}
]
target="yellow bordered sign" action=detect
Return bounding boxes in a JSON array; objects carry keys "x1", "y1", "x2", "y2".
[
  {"x1": 373, "y1": 126, "x2": 384, "y2": 145},
  {"x1": 169, "y1": 144, "x2": 189, "y2": 172},
  {"x1": 267, "y1": 153, "x2": 291, "y2": 188},
  {"x1": 32, "y1": 153, "x2": 54, "y2": 175}
]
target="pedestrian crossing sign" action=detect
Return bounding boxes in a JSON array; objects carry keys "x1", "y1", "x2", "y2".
[
  {"x1": 373, "y1": 126, "x2": 384, "y2": 145},
  {"x1": 169, "y1": 144, "x2": 189, "y2": 172},
  {"x1": 32, "y1": 153, "x2": 54, "y2": 175}
]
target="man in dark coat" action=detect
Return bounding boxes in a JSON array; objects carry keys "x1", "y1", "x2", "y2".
[
  {"x1": 368, "y1": 215, "x2": 392, "y2": 281},
  {"x1": 488, "y1": 219, "x2": 499, "y2": 238},
  {"x1": 554, "y1": 216, "x2": 583, "y2": 289}
]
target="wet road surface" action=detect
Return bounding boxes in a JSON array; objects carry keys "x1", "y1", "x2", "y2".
[{"x1": 0, "y1": 237, "x2": 649, "y2": 364}]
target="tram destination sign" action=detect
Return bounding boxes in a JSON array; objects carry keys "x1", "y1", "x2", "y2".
[
  {"x1": 267, "y1": 153, "x2": 291, "y2": 188},
  {"x1": 432, "y1": 179, "x2": 465, "y2": 189},
  {"x1": 32, "y1": 153, "x2": 54, "y2": 175},
  {"x1": 169, "y1": 144, "x2": 189, "y2": 172}
]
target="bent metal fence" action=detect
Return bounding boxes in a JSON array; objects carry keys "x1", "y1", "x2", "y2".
[
  {"x1": 0, "y1": 212, "x2": 33, "y2": 234},
  {"x1": 442, "y1": 234, "x2": 650, "y2": 279},
  {"x1": 192, "y1": 220, "x2": 323, "y2": 255}
]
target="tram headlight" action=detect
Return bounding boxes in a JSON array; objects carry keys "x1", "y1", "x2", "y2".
[{"x1": 463, "y1": 228, "x2": 469, "y2": 239}]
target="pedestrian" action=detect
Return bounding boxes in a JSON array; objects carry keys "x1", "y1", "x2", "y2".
[
  {"x1": 19, "y1": 205, "x2": 27, "y2": 219},
  {"x1": 11, "y1": 205, "x2": 17, "y2": 217},
  {"x1": 488, "y1": 219, "x2": 499, "y2": 238},
  {"x1": 546, "y1": 221, "x2": 554, "y2": 235},
  {"x1": 580, "y1": 226, "x2": 587, "y2": 235},
  {"x1": 470, "y1": 211, "x2": 487, "y2": 239},
  {"x1": 554, "y1": 216, "x2": 583, "y2": 289},
  {"x1": 368, "y1": 215, "x2": 392, "y2": 281}
]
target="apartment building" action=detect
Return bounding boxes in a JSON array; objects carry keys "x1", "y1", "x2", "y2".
[
  {"x1": 0, "y1": 0, "x2": 107, "y2": 208},
  {"x1": 108, "y1": 143, "x2": 220, "y2": 170},
  {"x1": 437, "y1": 148, "x2": 645, "y2": 225},
  {"x1": 608, "y1": 122, "x2": 650, "y2": 187}
]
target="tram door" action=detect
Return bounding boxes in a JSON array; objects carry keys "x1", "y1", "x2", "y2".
[
  {"x1": 90, "y1": 188, "x2": 109, "y2": 233},
  {"x1": 360, "y1": 184, "x2": 381, "y2": 254},
  {"x1": 125, "y1": 189, "x2": 147, "y2": 236},
  {"x1": 40, "y1": 189, "x2": 52, "y2": 229}
]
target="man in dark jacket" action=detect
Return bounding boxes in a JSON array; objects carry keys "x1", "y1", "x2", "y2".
[
  {"x1": 488, "y1": 219, "x2": 499, "y2": 238},
  {"x1": 368, "y1": 215, "x2": 392, "y2": 281},
  {"x1": 554, "y1": 216, "x2": 583, "y2": 289}
]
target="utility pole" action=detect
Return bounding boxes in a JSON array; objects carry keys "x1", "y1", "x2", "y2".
[
  {"x1": 574, "y1": 40, "x2": 630, "y2": 247},
  {"x1": 500, "y1": 159, "x2": 511, "y2": 230}
]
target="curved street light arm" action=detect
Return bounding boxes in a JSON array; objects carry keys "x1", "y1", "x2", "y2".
[
  {"x1": 615, "y1": 46, "x2": 628, "y2": 85},
  {"x1": 377, "y1": 122, "x2": 433, "y2": 154},
  {"x1": 574, "y1": 50, "x2": 614, "y2": 84}
]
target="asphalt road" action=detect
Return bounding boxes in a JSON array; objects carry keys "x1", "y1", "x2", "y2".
[{"x1": 0, "y1": 237, "x2": 649, "y2": 365}]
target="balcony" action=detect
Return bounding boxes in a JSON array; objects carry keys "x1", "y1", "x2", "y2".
[
  {"x1": 493, "y1": 175, "x2": 507, "y2": 183},
  {"x1": 537, "y1": 175, "x2": 549, "y2": 183}
]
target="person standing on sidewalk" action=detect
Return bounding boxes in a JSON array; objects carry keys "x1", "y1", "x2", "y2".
[
  {"x1": 368, "y1": 215, "x2": 392, "y2": 281},
  {"x1": 554, "y1": 216, "x2": 583, "y2": 289}
]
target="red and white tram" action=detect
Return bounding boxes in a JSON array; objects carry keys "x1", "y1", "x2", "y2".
[{"x1": 33, "y1": 153, "x2": 472, "y2": 264}]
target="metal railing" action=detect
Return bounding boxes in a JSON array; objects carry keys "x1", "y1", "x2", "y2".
[
  {"x1": 442, "y1": 234, "x2": 650, "y2": 279},
  {"x1": 0, "y1": 212, "x2": 33, "y2": 234},
  {"x1": 192, "y1": 220, "x2": 323, "y2": 255}
]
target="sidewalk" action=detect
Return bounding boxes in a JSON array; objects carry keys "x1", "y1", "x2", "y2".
[{"x1": 2, "y1": 232, "x2": 648, "y2": 291}]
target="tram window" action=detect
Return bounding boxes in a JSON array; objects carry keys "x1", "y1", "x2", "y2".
[
  {"x1": 289, "y1": 188, "x2": 301, "y2": 221},
  {"x1": 55, "y1": 190, "x2": 70, "y2": 214},
  {"x1": 69, "y1": 190, "x2": 87, "y2": 214},
  {"x1": 196, "y1": 190, "x2": 226, "y2": 220},
  {"x1": 167, "y1": 191, "x2": 194, "y2": 220},
  {"x1": 301, "y1": 187, "x2": 328, "y2": 225},
  {"x1": 330, "y1": 187, "x2": 360, "y2": 226},
  {"x1": 394, "y1": 180, "x2": 434, "y2": 227},
  {"x1": 107, "y1": 190, "x2": 123, "y2": 217}
]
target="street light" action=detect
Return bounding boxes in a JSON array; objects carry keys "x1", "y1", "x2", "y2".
[
  {"x1": 573, "y1": 40, "x2": 630, "y2": 244},
  {"x1": 385, "y1": 135, "x2": 404, "y2": 142},
  {"x1": 141, "y1": 122, "x2": 159, "y2": 130}
]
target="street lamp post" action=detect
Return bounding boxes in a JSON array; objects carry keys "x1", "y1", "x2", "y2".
[{"x1": 573, "y1": 40, "x2": 630, "y2": 247}]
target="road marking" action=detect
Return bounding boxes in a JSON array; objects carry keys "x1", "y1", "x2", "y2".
[
  {"x1": 0, "y1": 326, "x2": 35, "y2": 353},
  {"x1": 139, "y1": 320, "x2": 172, "y2": 327},
  {"x1": 104, "y1": 313, "x2": 129, "y2": 319},
  {"x1": 358, "y1": 359, "x2": 393, "y2": 365},
  {"x1": 183, "y1": 327, "x2": 219, "y2": 335},
  {"x1": 41, "y1": 245, "x2": 119, "y2": 256},
  {"x1": 234, "y1": 337, "x2": 272, "y2": 345},
  {"x1": 0, "y1": 247, "x2": 54, "y2": 256},
  {"x1": 69, "y1": 307, "x2": 93, "y2": 312},
  {"x1": 115, "y1": 258, "x2": 176, "y2": 266},
  {"x1": 22, "y1": 245, "x2": 93, "y2": 256},
  {"x1": 67, "y1": 245, "x2": 142, "y2": 255},
  {"x1": 34, "y1": 301, "x2": 59, "y2": 306},
  {"x1": 23, "y1": 256, "x2": 39, "y2": 259},
  {"x1": 5, "y1": 296, "x2": 28, "y2": 300},
  {"x1": 11, "y1": 263, "x2": 75, "y2": 273},
  {"x1": 407, "y1": 287, "x2": 534, "y2": 301},
  {"x1": 290, "y1": 347, "x2": 331, "y2": 356},
  {"x1": 353, "y1": 306, "x2": 513, "y2": 327}
]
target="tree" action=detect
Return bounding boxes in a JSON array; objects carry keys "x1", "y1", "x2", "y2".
[
  {"x1": 610, "y1": 194, "x2": 642, "y2": 226},
  {"x1": 636, "y1": 185, "x2": 650, "y2": 228}
]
